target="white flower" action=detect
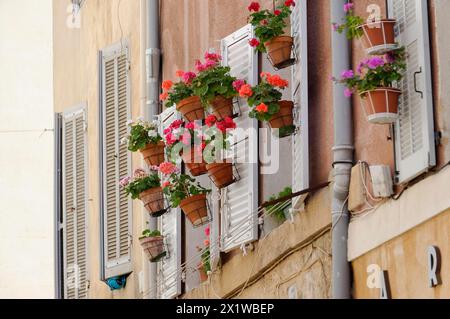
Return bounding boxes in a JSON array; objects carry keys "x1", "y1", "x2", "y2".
[
  {"x1": 120, "y1": 137, "x2": 128, "y2": 145},
  {"x1": 126, "y1": 119, "x2": 133, "y2": 126},
  {"x1": 148, "y1": 130, "x2": 157, "y2": 138}
]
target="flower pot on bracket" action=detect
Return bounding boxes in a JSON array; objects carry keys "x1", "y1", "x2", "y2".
[
  {"x1": 360, "y1": 87, "x2": 402, "y2": 124},
  {"x1": 358, "y1": 19, "x2": 398, "y2": 55},
  {"x1": 139, "y1": 187, "x2": 167, "y2": 217},
  {"x1": 182, "y1": 149, "x2": 208, "y2": 177},
  {"x1": 140, "y1": 141, "x2": 166, "y2": 167},
  {"x1": 198, "y1": 266, "x2": 208, "y2": 283},
  {"x1": 176, "y1": 96, "x2": 205, "y2": 122},
  {"x1": 205, "y1": 162, "x2": 235, "y2": 189},
  {"x1": 140, "y1": 236, "x2": 166, "y2": 262},
  {"x1": 264, "y1": 36, "x2": 295, "y2": 70},
  {"x1": 210, "y1": 96, "x2": 234, "y2": 120},
  {"x1": 180, "y1": 194, "x2": 209, "y2": 227},
  {"x1": 268, "y1": 100, "x2": 295, "y2": 138}
]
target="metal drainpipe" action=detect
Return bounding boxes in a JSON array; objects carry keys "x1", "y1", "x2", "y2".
[
  {"x1": 144, "y1": 0, "x2": 161, "y2": 299},
  {"x1": 331, "y1": 0, "x2": 354, "y2": 299}
]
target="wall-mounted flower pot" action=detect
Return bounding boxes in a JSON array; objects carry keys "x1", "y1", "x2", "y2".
[
  {"x1": 182, "y1": 149, "x2": 208, "y2": 177},
  {"x1": 264, "y1": 36, "x2": 295, "y2": 70},
  {"x1": 180, "y1": 194, "x2": 209, "y2": 227},
  {"x1": 198, "y1": 266, "x2": 208, "y2": 283},
  {"x1": 140, "y1": 236, "x2": 166, "y2": 262},
  {"x1": 210, "y1": 96, "x2": 234, "y2": 120},
  {"x1": 358, "y1": 19, "x2": 398, "y2": 55},
  {"x1": 206, "y1": 162, "x2": 235, "y2": 189},
  {"x1": 140, "y1": 141, "x2": 165, "y2": 167},
  {"x1": 177, "y1": 96, "x2": 205, "y2": 122},
  {"x1": 360, "y1": 87, "x2": 402, "y2": 124},
  {"x1": 139, "y1": 187, "x2": 167, "y2": 217},
  {"x1": 268, "y1": 100, "x2": 295, "y2": 138}
]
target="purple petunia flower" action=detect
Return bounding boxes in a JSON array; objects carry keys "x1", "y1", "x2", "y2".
[
  {"x1": 344, "y1": 2, "x2": 354, "y2": 13},
  {"x1": 344, "y1": 88, "x2": 353, "y2": 98},
  {"x1": 367, "y1": 57, "x2": 385, "y2": 69},
  {"x1": 341, "y1": 69, "x2": 354, "y2": 79}
]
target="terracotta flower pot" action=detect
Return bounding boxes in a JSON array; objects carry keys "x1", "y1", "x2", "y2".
[
  {"x1": 205, "y1": 162, "x2": 235, "y2": 189},
  {"x1": 268, "y1": 101, "x2": 295, "y2": 137},
  {"x1": 182, "y1": 149, "x2": 208, "y2": 177},
  {"x1": 264, "y1": 36, "x2": 294, "y2": 69},
  {"x1": 140, "y1": 236, "x2": 166, "y2": 262},
  {"x1": 360, "y1": 87, "x2": 402, "y2": 124},
  {"x1": 198, "y1": 266, "x2": 208, "y2": 283},
  {"x1": 140, "y1": 141, "x2": 165, "y2": 167},
  {"x1": 176, "y1": 96, "x2": 205, "y2": 122},
  {"x1": 210, "y1": 96, "x2": 234, "y2": 120},
  {"x1": 358, "y1": 19, "x2": 398, "y2": 55},
  {"x1": 139, "y1": 187, "x2": 167, "y2": 217},
  {"x1": 180, "y1": 194, "x2": 209, "y2": 227}
]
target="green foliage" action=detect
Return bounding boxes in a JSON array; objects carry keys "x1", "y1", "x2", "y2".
[
  {"x1": 124, "y1": 174, "x2": 161, "y2": 200},
  {"x1": 139, "y1": 229, "x2": 161, "y2": 240},
  {"x1": 165, "y1": 82, "x2": 194, "y2": 108},
  {"x1": 192, "y1": 66, "x2": 237, "y2": 107},
  {"x1": 126, "y1": 120, "x2": 162, "y2": 152},
  {"x1": 266, "y1": 186, "x2": 292, "y2": 222},
  {"x1": 200, "y1": 246, "x2": 211, "y2": 273},
  {"x1": 249, "y1": 5, "x2": 292, "y2": 52},
  {"x1": 247, "y1": 82, "x2": 283, "y2": 122},
  {"x1": 162, "y1": 173, "x2": 211, "y2": 208},
  {"x1": 334, "y1": 13, "x2": 365, "y2": 39}
]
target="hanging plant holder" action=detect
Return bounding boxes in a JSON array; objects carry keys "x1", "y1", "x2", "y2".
[
  {"x1": 205, "y1": 161, "x2": 240, "y2": 189},
  {"x1": 140, "y1": 236, "x2": 167, "y2": 263},
  {"x1": 360, "y1": 87, "x2": 402, "y2": 124},
  {"x1": 209, "y1": 96, "x2": 234, "y2": 120},
  {"x1": 358, "y1": 19, "x2": 399, "y2": 55},
  {"x1": 140, "y1": 141, "x2": 166, "y2": 167},
  {"x1": 182, "y1": 148, "x2": 208, "y2": 177},
  {"x1": 265, "y1": 36, "x2": 296, "y2": 70},
  {"x1": 180, "y1": 193, "x2": 210, "y2": 227},
  {"x1": 176, "y1": 96, "x2": 205, "y2": 122},
  {"x1": 268, "y1": 100, "x2": 295, "y2": 138},
  {"x1": 139, "y1": 187, "x2": 169, "y2": 217},
  {"x1": 198, "y1": 266, "x2": 208, "y2": 283}
]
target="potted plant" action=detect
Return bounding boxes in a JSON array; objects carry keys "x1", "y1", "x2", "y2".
[
  {"x1": 203, "y1": 115, "x2": 237, "y2": 189},
  {"x1": 192, "y1": 52, "x2": 240, "y2": 120},
  {"x1": 160, "y1": 70, "x2": 205, "y2": 122},
  {"x1": 121, "y1": 118, "x2": 165, "y2": 167},
  {"x1": 196, "y1": 225, "x2": 211, "y2": 283},
  {"x1": 332, "y1": 48, "x2": 406, "y2": 124},
  {"x1": 247, "y1": 0, "x2": 296, "y2": 69},
  {"x1": 163, "y1": 119, "x2": 208, "y2": 177},
  {"x1": 333, "y1": 2, "x2": 398, "y2": 55},
  {"x1": 160, "y1": 162, "x2": 211, "y2": 227},
  {"x1": 120, "y1": 167, "x2": 167, "y2": 217},
  {"x1": 240, "y1": 72, "x2": 295, "y2": 138},
  {"x1": 139, "y1": 229, "x2": 166, "y2": 262},
  {"x1": 266, "y1": 187, "x2": 292, "y2": 222}
]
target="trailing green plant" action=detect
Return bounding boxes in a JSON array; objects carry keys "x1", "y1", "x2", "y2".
[
  {"x1": 197, "y1": 225, "x2": 211, "y2": 273},
  {"x1": 119, "y1": 168, "x2": 161, "y2": 200},
  {"x1": 159, "y1": 162, "x2": 211, "y2": 207},
  {"x1": 332, "y1": 2, "x2": 365, "y2": 40},
  {"x1": 247, "y1": 1, "x2": 296, "y2": 52},
  {"x1": 332, "y1": 48, "x2": 406, "y2": 97},
  {"x1": 122, "y1": 118, "x2": 162, "y2": 152},
  {"x1": 266, "y1": 186, "x2": 292, "y2": 222},
  {"x1": 192, "y1": 52, "x2": 238, "y2": 107},
  {"x1": 139, "y1": 229, "x2": 161, "y2": 240}
]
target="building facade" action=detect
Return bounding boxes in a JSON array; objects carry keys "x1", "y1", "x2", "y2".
[{"x1": 51, "y1": 0, "x2": 450, "y2": 299}]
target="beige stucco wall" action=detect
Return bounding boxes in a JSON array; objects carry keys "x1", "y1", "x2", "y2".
[
  {"x1": 53, "y1": 0, "x2": 148, "y2": 299},
  {"x1": 0, "y1": 0, "x2": 55, "y2": 298}
]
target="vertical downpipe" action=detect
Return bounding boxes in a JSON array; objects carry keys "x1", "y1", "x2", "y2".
[{"x1": 331, "y1": 0, "x2": 354, "y2": 299}]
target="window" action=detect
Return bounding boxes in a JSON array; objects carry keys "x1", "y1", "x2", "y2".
[
  {"x1": 99, "y1": 42, "x2": 132, "y2": 279},
  {"x1": 388, "y1": 0, "x2": 436, "y2": 183}
]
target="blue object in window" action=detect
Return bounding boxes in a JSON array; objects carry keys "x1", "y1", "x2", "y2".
[{"x1": 105, "y1": 276, "x2": 127, "y2": 291}]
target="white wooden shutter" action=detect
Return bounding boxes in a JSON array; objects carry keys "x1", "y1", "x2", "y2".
[
  {"x1": 220, "y1": 25, "x2": 259, "y2": 252},
  {"x1": 157, "y1": 106, "x2": 182, "y2": 299},
  {"x1": 388, "y1": 0, "x2": 436, "y2": 183},
  {"x1": 291, "y1": 0, "x2": 309, "y2": 207},
  {"x1": 62, "y1": 107, "x2": 88, "y2": 299},
  {"x1": 101, "y1": 44, "x2": 132, "y2": 278}
]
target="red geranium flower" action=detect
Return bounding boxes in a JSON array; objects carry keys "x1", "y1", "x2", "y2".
[
  {"x1": 249, "y1": 38, "x2": 260, "y2": 47},
  {"x1": 285, "y1": 0, "x2": 295, "y2": 7},
  {"x1": 255, "y1": 103, "x2": 268, "y2": 113},
  {"x1": 248, "y1": 2, "x2": 260, "y2": 12},
  {"x1": 274, "y1": 9, "x2": 281, "y2": 16},
  {"x1": 205, "y1": 114, "x2": 217, "y2": 127},
  {"x1": 170, "y1": 119, "x2": 184, "y2": 129}
]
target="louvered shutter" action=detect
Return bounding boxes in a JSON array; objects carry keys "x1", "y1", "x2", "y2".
[
  {"x1": 157, "y1": 107, "x2": 182, "y2": 299},
  {"x1": 62, "y1": 107, "x2": 88, "y2": 299},
  {"x1": 291, "y1": 0, "x2": 309, "y2": 207},
  {"x1": 220, "y1": 25, "x2": 259, "y2": 252},
  {"x1": 101, "y1": 44, "x2": 132, "y2": 278},
  {"x1": 388, "y1": 0, "x2": 436, "y2": 183}
]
